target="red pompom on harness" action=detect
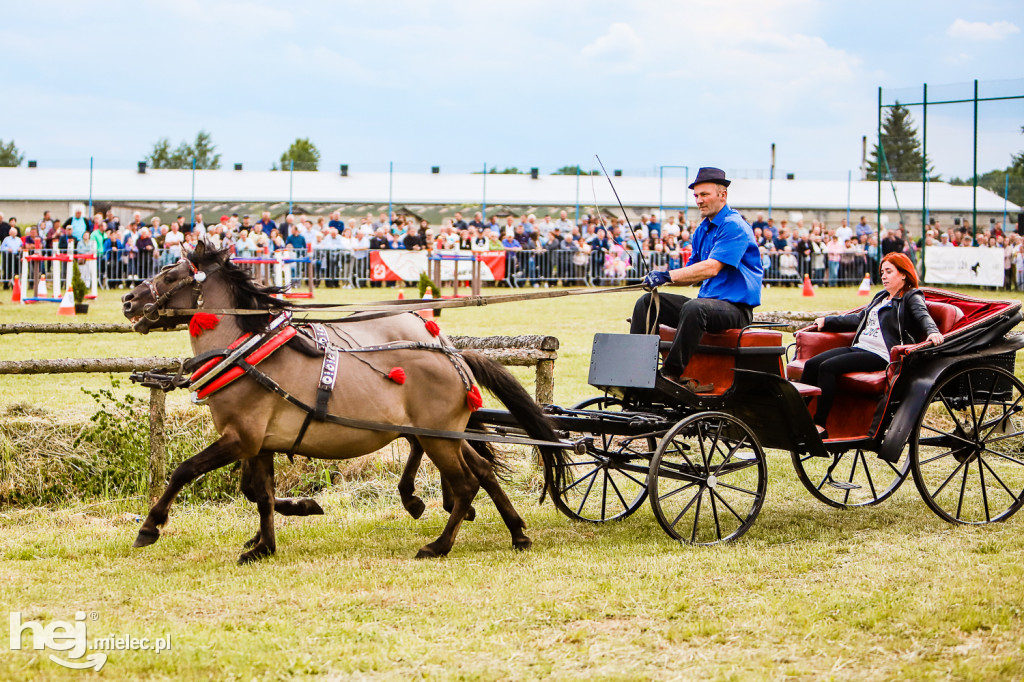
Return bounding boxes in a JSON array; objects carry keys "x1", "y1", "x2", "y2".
[
  {"x1": 424, "y1": 320, "x2": 440, "y2": 337},
  {"x1": 466, "y1": 385, "x2": 483, "y2": 411},
  {"x1": 189, "y1": 312, "x2": 220, "y2": 337},
  {"x1": 387, "y1": 367, "x2": 406, "y2": 384}
]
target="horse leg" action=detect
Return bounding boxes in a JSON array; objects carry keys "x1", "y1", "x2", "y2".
[
  {"x1": 401, "y1": 438, "x2": 476, "y2": 522},
  {"x1": 441, "y1": 473, "x2": 477, "y2": 522},
  {"x1": 462, "y1": 442, "x2": 531, "y2": 551},
  {"x1": 134, "y1": 433, "x2": 245, "y2": 548},
  {"x1": 237, "y1": 452, "x2": 277, "y2": 564},
  {"x1": 398, "y1": 438, "x2": 427, "y2": 520},
  {"x1": 415, "y1": 438, "x2": 479, "y2": 559},
  {"x1": 241, "y1": 453, "x2": 323, "y2": 550},
  {"x1": 239, "y1": 457, "x2": 264, "y2": 549}
]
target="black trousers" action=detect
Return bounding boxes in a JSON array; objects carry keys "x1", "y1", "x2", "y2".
[
  {"x1": 630, "y1": 292, "x2": 753, "y2": 374},
  {"x1": 801, "y1": 346, "x2": 888, "y2": 426}
]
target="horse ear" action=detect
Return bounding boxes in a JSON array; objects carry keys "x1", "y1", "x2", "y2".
[{"x1": 193, "y1": 239, "x2": 207, "y2": 259}]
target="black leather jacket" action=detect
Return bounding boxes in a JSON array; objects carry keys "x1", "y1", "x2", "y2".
[{"x1": 822, "y1": 288, "x2": 939, "y2": 351}]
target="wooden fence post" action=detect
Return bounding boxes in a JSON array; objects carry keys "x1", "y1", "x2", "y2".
[
  {"x1": 535, "y1": 359, "x2": 555, "y2": 404},
  {"x1": 148, "y1": 387, "x2": 167, "y2": 503}
]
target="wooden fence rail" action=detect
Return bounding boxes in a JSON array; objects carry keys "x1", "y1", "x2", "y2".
[{"x1": 0, "y1": 327, "x2": 558, "y2": 500}]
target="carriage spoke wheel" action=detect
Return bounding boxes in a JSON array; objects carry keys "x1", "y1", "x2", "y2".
[
  {"x1": 912, "y1": 365, "x2": 1024, "y2": 525},
  {"x1": 549, "y1": 397, "x2": 655, "y2": 523},
  {"x1": 791, "y1": 446, "x2": 910, "y2": 509},
  {"x1": 648, "y1": 412, "x2": 766, "y2": 545}
]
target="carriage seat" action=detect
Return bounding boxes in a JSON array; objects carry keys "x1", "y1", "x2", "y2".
[
  {"x1": 657, "y1": 325, "x2": 785, "y2": 394},
  {"x1": 786, "y1": 301, "x2": 965, "y2": 395}
]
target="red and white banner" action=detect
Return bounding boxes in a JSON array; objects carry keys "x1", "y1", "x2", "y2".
[{"x1": 369, "y1": 250, "x2": 506, "y2": 282}]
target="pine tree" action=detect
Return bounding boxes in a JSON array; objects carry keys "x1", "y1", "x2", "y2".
[{"x1": 866, "y1": 103, "x2": 936, "y2": 181}]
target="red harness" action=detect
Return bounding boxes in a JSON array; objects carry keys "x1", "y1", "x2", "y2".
[{"x1": 190, "y1": 326, "x2": 297, "y2": 400}]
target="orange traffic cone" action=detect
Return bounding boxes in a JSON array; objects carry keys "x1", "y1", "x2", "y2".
[
  {"x1": 57, "y1": 284, "x2": 76, "y2": 316},
  {"x1": 857, "y1": 274, "x2": 871, "y2": 296},
  {"x1": 417, "y1": 286, "x2": 435, "y2": 321},
  {"x1": 397, "y1": 289, "x2": 405, "y2": 300},
  {"x1": 36, "y1": 274, "x2": 48, "y2": 298},
  {"x1": 11, "y1": 275, "x2": 21, "y2": 304},
  {"x1": 801, "y1": 274, "x2": 814, "y2": 297}
]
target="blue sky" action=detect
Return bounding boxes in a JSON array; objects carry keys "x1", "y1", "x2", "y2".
[{"x1": 3, "y1": 0, "x2": 1022, "y2": 179}]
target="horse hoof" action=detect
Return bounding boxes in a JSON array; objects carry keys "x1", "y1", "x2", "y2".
[
  {"x1": 465, "y1": 506, "x2": 476, "y2": 522},
  {"x1": 242, "y1": 532, "x2": 260, "y2": 549},
  {"x1": 302, "y1": 499, "x2": 325, "y2": 515},
  {"x1": 415, "y1": 546, "x2": 448, "y2": 559},
  {"x1": 237, "y1": 546, "x2": 274, "y2": 565},
  {"x1": 513, "y1": 537, "x2": 533, "y2": 552},
  {"x1": 133, "y1": 529, "x2": 159, "y2": 548},
  {"x1": 405, "y1": 498, "x2": 426, "y2": 520}
]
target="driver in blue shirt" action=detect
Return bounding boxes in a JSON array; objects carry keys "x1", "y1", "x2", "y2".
[{"x1": 631, "y1": 167, "x2": 763, "y2": 390}]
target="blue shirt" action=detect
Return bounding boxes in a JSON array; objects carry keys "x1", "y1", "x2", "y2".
[{"x1": 687, "y1": 204, "x2": 762, "y2": 307}]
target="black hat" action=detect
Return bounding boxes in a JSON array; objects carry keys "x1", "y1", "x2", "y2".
[{"x1": 688, "y1": 167, "x2": 731, "y2": 189}]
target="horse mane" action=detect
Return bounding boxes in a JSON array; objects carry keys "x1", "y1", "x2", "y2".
[{"x1": 189, "y1": 244, "x2": 288, "y2": 334}]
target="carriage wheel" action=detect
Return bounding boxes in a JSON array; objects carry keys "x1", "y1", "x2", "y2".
[
  {"x1": 548, "y1": 397, "x2": 655, "y2": 523},
  {"x1": 791, "y1": 447, "x2": 910, "y2": 509},
  {"x1": 911, "y1": 365, "x2": 1024, "y2": 525},
  {"x1": 648, "y1": 412, "x2": 767, "y2": 545}
]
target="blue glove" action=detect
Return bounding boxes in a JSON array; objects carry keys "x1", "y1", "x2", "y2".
[{"x1": 642, "y1": 270, "x2": 671, "y2": 291}]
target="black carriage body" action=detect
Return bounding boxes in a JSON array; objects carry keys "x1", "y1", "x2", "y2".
[{"x1": 468, "y1": 287, "x2": 1023, "y2": 542}]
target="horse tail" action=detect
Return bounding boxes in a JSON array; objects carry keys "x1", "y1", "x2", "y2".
[{"x1": 459, "y1": 350, "x2": 568, "y2": 502}]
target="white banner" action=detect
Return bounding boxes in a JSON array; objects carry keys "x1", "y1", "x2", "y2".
[{"x1": 924, "y1": 247, "x2": 1004, "y2": 287}]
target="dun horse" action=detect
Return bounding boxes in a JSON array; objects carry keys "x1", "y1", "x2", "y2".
[{"x1": 122, "y1": 242, "x2": 566, "y2": 563}]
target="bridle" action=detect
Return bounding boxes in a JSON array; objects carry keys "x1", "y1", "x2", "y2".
[{"x1": 139, "y1": 257, "x2": 218, "y2": 323}]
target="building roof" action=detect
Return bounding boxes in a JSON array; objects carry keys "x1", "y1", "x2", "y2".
[{"x1": 0, "y1": 167, "x2": 1017, "y2": 213}]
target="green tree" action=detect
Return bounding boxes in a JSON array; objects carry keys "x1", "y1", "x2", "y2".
[
  {"x1": 146, "y1": 131, "x2": 221, "y2": 169},
  {"x1": 487, "y1": 166, "x2": 522, "y2": 174},
  {"x1": 866, "y1": 103, "x2": 936, "y2": 181},
  {"x1": 552, "y1": 165, "x2": 600, "y2": 176},
  {"x1": 0, "y1": 139, "x2": 24, "y2": 167},
  {"x1": 275, "y1": 138, "x2": 320, "y2": 171}
]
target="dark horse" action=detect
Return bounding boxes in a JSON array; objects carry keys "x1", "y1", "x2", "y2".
[{"x1": 122, "y1": 242, "x2": 566, "y2": 563}]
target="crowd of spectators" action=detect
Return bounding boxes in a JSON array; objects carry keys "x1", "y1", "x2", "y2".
[{"x1": 0, "y1": 207, "x2": 1021, "y2": 290}]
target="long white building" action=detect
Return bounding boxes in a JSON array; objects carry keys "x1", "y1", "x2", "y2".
[{"x1": 0, "y1": 167, "x2": 1018, "y2": 233}]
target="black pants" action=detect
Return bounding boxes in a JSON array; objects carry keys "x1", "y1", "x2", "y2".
[
  {"x1": 630, "y1": 292, "x2": 753, "y2": 374},
  {"x1": 801, "y1": 346, "x2": 888, "y2": 426}
]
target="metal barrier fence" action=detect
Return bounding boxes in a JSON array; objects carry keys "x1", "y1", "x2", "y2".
[{"x1": 0, "y1": 247, "x2": 880, "y2": 291}]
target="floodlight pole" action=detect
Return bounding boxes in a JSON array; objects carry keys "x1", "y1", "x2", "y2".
[
  {"x1": 876, "y1": 87, "x2": 882, "y2": 250},
  {"x1": 575, "y1": 166, "x2": 580, "y2": 225},
  {"x1": 288, "y1": 159, "x2": 294, "y2": 215},
  {"x1": 658, "y1": 165, "x2": 689, "y2": 223},
  {"x1": 190, "y1": 157, "x2": 196, "y2": 229},
  {"x1": 388, "y1": 161, "x2": 393, "y2": 223},
  {"x1": 972, "y1": 79, "x2": 978, "y2": 239},
  {"x1": 481, "y1": 162, "x2": 487, "y2": 223},
  {"x1": 88, "y1": 155, "x2": 94, "y2": 216},
  {"x1": 1003, "y1": 174, "x2": 1009, "y2": 230},
  {"x1": 768, "y1": 144, "x2": 775, "y2": 220},
  {"x1": 921, "y1": 83, "x2": 928, "y2": 281}
]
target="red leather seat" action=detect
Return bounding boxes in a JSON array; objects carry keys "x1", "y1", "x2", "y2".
[{"x1": 658, "y1": 326, "x2": 784, "y2": 394}]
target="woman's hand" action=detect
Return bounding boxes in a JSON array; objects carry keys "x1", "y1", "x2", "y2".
[
  {"x1": 811, "y1": 317, "x2": 826, "y2": 331},
  {"x1": 926, "y1": 332, "x2": 944, "y2": 346}
]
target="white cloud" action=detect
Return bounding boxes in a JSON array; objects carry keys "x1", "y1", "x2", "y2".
[
  {"x1": 580, "y1": 23, "x2": 646, "y2": 73},
  {"x1": 946, "y1": 18, "x2": 1019, "y2": 41}
]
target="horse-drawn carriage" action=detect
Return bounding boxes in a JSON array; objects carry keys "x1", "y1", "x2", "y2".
[
  {"x1": 485, "y1": 287, "x2": 1022, "y2": 544},
  {"x1": 123, "y1": 246, "x2": 1023, "y2": 559}
]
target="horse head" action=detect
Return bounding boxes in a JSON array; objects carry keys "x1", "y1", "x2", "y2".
[
  {"x1": 122, "y1": 240, "x2": 286, "y2": 334},
  {"x1": 121, "y1": 240, "x2": 218, "y2": 333}
]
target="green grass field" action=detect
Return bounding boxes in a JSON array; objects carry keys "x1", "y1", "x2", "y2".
[{"x1": 1, "y1": 283, "x2": 1023, "y2": 680}]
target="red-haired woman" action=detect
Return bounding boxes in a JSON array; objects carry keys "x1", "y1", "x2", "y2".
[{"x1": 803, "y1": 252, "x2": 944, "y2": 437}]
